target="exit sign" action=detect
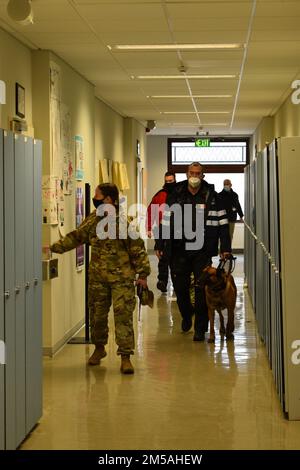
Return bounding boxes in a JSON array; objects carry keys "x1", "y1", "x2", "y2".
[{"x1": 195, "y1": 138, "x2": 210, "y2": 147}]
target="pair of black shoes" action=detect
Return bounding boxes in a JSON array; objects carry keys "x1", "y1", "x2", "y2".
[
  {"x1": 157, "y1": 281, "x2": 167, "y2": 293},
  {"x1": 181, "y1": 316, "x2": 205, "y2": 341},
  {"x1": 193, "y1": 332, "x2": 205, "y2": 342}
]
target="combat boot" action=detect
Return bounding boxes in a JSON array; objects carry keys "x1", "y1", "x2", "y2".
[
  {"x1": 120, "y1": 355, "x2": 134, "y2": 374},
  {"x1": 88, "y1": 344, "x2": 107, "y2": 366}
]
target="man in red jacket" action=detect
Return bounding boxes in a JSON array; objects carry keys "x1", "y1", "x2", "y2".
[{"x1": 147, "y1": 171, "x2": 176, "y2": 292}]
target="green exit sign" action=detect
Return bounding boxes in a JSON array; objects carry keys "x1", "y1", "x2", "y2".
[{"x1": 195, "y1": 138, "x2": 210, "y2": 147}]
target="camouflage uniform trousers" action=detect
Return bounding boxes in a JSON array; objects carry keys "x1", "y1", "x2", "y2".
[{"x1": 88, "y1": 280, "x2": 136, "y2": 355}]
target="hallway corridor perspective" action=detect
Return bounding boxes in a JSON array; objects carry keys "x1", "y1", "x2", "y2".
[{"x1": 21, "y1": 255, "x2": 300, "y2": 450}]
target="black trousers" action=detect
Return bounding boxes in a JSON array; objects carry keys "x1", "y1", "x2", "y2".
[
  {"x1": 170, "y1": 250, "x2": 211, "y2": 334},
  {"x1": 157, "y1": 251, "x2": 169, "y2": 285}
]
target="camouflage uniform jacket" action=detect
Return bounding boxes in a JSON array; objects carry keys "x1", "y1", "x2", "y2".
[{"x1": 50, "y1": 210, "x2": 150, "y2": 283}]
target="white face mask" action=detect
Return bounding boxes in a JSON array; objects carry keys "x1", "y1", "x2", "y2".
[
  {"x1": 224, "y1": 185, "x2": 231, "y2": 191},
  {"x1": 188, "y1": 177, "x2": 201, "y2": 188}
]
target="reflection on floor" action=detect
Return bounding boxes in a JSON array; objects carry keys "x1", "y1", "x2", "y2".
[{"x1": 21, "y1": 255, "x2": 300, "y2": 450}]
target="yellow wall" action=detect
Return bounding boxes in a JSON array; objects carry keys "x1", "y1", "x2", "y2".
[
  {"x1": 252, "y1": 116, "x2": 274, "y2": 154},
  {"x1": 274, "y1": 92, "x2": 300, "y2": 138},
  {"x1": 49, "y1": 52, "x2": 96, "y2": 354},
  {"x1": 254, "y1": 90, "x2": 300, "y2": 152},
  {"x1": 1, "y1": 27, "x2": 147, "y2": 355},
  {"x1": 124, "y1": 117, "x2": 147, "y2": 207},
  {"x1": 32, "y1": 50, "x2": 96, "y2": 353},
  {"x1": 95, "y1": 98, "x2": 124, "y2": 167},
  {"x1": 0, "y1": 28, "x2": 32, "y2": 133}
]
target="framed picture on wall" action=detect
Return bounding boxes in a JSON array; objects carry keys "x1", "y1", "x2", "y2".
[{"x1": 16, "y1": 82, "x2": 25, "y2": 118}]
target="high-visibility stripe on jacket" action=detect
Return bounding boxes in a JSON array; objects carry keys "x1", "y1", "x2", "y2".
[{"x1": 155, "y1": 180, "x2": 231, "y2": 257}]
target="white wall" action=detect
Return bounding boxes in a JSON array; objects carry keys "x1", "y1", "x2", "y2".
[
  {"x1": 0, "y1": 28, "x2": 32, "y2": 133},
  {"x1": 146, "y1": 136, "x2": 168, "y2": 249},
  {"x1": 146, "y1": 135, "x2": 168, "y2": 206}
]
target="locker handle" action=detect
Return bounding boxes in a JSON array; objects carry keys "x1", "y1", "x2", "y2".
[
  {"x1": 4, "y1": 290, "x2": 10, "y2": 299},
  {"x1": 15, "y1": 286, "x2": 21, "y2": 294},
  {"x1": 34, "y1": 278, "x2": 38, "y2": 286},
  {"x1": 25, "y1": 282, "x2": 30, "y2": 289}
]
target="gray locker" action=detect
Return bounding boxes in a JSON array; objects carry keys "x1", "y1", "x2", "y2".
[
  {"x1": 14, "y1": 134, "x2": 26, "y2": 444},
  {"x1": 4, "y1": 131, "x2": 17, "y2": 450},
  {"x1": 245, "y1": 137, "x2": 300, "y2": 419},
  {"x1": 27, "y1": 138, "x2": 43, "y2": 431},
  {"x1": 0, "y1": 129, "x2": 43, "y2": 449},
  {"x1": 0, "y1": 130, "x2": 4, "y2": 450}
]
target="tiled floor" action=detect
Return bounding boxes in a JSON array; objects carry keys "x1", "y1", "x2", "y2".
[{"x1": 21, "y1": 255, "x2": 300, "y2": 450}]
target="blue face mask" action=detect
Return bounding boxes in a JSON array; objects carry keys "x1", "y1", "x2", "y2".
[
  {"x1": 224, "y1": 186, "x2": 231, "y2": 192},
  {"x1": 93, "y1": 198, "x2": 104, "y2": 208}
]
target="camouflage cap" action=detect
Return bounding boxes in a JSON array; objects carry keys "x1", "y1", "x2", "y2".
[{"x1": 137, "y1": 285, "x2": 154, "y2": 308}]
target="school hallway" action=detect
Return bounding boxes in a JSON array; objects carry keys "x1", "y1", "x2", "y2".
[{"x1": 20, "y1": 255, "x2": 300, "y2": 450}]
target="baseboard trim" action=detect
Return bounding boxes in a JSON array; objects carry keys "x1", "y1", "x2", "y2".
[{"x1": 43, "y1": 318, "x2": 85, "y2": 357}]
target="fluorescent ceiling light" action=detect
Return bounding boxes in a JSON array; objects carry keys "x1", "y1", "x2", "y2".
[
  {"x1": 201, "y1": 123, "x2": 228, "y2": 126},
  {"x1": 163, "y1": 111, "x2": 230, "y2": 114},
  {"x1": 108, "y1": 43, "x2": 243, "y2": 51},
  {"x1": 165, "y1": 123, "x2": 228, "y2": 127},
  {"x1": 148, "y1": 95, "x2": 232, "y2": 98},
  {"x1": 135, "y1": 75, "x2": 236, "y2": 79}
]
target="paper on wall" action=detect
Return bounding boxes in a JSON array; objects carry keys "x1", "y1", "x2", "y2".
[
  {"x1": 108, "y1": 159, "x2": 113, "y2": 183},
  {"x1": 119, "y1": 163, "x2": 130, "y2": 190},
  {"x1": 50, "y1": 62, "x2": 63, "y2": 179},
  {"x1": 61, "y1": 104, "x2": 73, "y2": 195},
  {"x1": 112, "y1": 161, "x2": 120, "y2": 187},
  {"x1": 42, "y1": 175, "x2": 65, "y2": 228},
  {"x1": 76, "y1": 185, "x2": 84, "y2": 270},
  {"x1": 75, "y1": 135, "x2": 84, "y2": 180},
  {"x1": 99, "y1": 159, "x2": 109, "y2": 183}
]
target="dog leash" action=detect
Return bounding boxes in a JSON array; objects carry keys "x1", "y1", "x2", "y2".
[{"x1": 217, "y1": 255, "x2": 237, "y2": 275}]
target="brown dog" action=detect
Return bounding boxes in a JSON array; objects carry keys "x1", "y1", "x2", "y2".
[{"x1": 203, "y1": 266, "x2": 237, "y2": 343}]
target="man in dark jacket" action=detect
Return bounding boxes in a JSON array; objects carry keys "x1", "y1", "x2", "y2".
[
  {"x1": 219, "y1": 179, "x2": 244, "y2": 241},
  {"x1": 147, "y1": 171, "x2": 176, "y2": 292},
  {"x1": 155, "y1": 162, "x2": 231, "y2": 341}
]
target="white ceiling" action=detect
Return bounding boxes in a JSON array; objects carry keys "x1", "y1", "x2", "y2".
[{"x1": 1, "y1": 0, "x2": 300, "y2": 136}]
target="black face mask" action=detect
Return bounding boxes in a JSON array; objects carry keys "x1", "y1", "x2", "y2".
[
  {"x1": 93, "y1": 198, "x2": 104, "y2": 209},
  {"x1": 163, "y1": 182, "x2": 176, "y2": 192}
]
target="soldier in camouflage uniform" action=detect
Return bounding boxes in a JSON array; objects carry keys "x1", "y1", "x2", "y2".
[{"x1": 50, "y1": 183, "x2": 150, "y2": 374}]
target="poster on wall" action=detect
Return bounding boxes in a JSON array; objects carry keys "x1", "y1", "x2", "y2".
[
  {"x1": 99, "y1": 159, "x2": 109, "y2": 183},
  {"x1": 119, "y1": 163, "x2": 130, "y2": 190},
  {"x1": 56, "y1": 179, "x2": 65, "y2": 230},
  {"x1": 42, "y1": 176, "x2": 65, "y2": 228},
  {"x1": 42, "y1": 176, "x2": 58, "y2": 225},
  {"x1": 61, "y1": 104, "x2": 73, "y2": 195},
  {"x1": 112, "y1": 161, "x2": 120, "y2": 187},
  {"x1": 75, "y1": 135, "x2": 84, "y2": 180},
  {"x1": 50, "y1": 62, "x2": 63, "y2": 179},
  {"x1": 76, "y1": 185, "x2": 85, "y2": 270}
]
